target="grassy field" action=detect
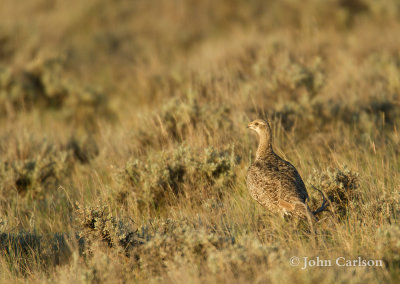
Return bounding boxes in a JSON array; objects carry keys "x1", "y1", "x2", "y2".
[{"x1": 0, "y1": 0, "x2": 400, "y2": 283}]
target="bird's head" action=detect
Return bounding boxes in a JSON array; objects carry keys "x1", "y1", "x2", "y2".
[{"x1": 247, "y1": 119, "x2": 270, "y2": 135}]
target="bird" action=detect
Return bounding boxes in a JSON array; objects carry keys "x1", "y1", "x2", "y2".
[{"x1": 246, "y1": 118, "x2": 327, "y2": 224}]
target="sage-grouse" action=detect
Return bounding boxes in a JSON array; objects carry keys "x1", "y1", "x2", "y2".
[{"x1": 246, "y1": 119, "x2": 327, "y2": 221}]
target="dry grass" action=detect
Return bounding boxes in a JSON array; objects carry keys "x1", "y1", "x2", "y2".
[{"x1": 0, "y1": 0, "x2": 399, "y2": 283}]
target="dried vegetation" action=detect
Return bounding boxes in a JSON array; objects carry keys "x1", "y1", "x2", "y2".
[{"x1": 0, "y1": 0, "x2": 399, "y2": 283}]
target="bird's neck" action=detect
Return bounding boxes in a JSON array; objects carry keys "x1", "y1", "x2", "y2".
[{"x1": 256, "y1": 130, "x2": 273, "y2": 159}]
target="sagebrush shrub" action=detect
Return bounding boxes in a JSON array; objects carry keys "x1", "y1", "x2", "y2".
[
  {"x1": 307, "y1": 166, "x2": 359, "y2": 218},
  {"x1": 377, "y1": 224, "x2": 400, "y2": 268},
  {"x1": 119, "y1": 146, "x2": 238, "y2": 210},
  {"x1": 0, "y1": 143, "x2": 73, "y2": 199},
  {"x1": 75, "y1": 203, "x2": 140, "y2": 254},
  {"x1": 0, "y1": 57, "x2": 113, "y2": 127},
  {"x1": 73, "y1": 208, "x2": 278, "y2": 281},
  {"x1": 132, "y1": 98, "x2": 233, "y2": 151}
]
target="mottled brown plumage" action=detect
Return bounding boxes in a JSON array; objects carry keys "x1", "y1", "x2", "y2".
[{"x1": 246, "y1": 119, "x2": 324, "y2": 221}]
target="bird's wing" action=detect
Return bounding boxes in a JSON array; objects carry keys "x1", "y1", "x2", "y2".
[
  {"x1": 247, "y1": 160, "x2": 307, "y2": 212},
  {"x1": 275, "y1": 158, "x2": 309, "y2": 202}
]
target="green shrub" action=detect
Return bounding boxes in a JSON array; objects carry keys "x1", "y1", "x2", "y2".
[
  {"x1": 119, "y1": 146, "x2": 238, "y2": 210},
  {"x1": 307, "y1": 166, "x2": 360, "y2": 218},
  {"x1": 66, "y1": 135, "x2": 99, "y2": 164},
  {"x1": 0, "y1": 232, "x2": 73, "y2": 275},
  {"x1": 377, "y1": 224, "x2": 400, "y2": 269},
  {"x1": 73, "y1": 207, "x2": 278, "y2": 281},
  {"x1": 272, "y1": 94, "x2": 400, "y2": 137},
  {"x1": 133, "y1": 220, "x2": 275, "y2": 279},
  {"x1": 0, "y1": 142, "x2": 73, "y2": 200},
  {"x1": 0, "y1": 134, "x2": 99, "y2": 202},
  {"x1": 132, "y1": 98, "x2": 233, "y2": 151},
  {"x1": 75, "y1": 203, "x2": 140, "y2": 254},
  {"x1": 0, "y1": 57, "x2": 113, "y2": 127}
]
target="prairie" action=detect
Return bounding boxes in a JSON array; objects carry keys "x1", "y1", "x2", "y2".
[{"x1": 0, "y1": 0, "x2": 399, "y2": 283}]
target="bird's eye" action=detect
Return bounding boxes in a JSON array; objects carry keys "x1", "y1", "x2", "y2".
[{"x1": 254, "y1": 122, "x2": 259, "y2": 126}]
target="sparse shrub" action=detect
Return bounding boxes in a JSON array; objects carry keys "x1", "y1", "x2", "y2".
[
  {"x1": 0, "y1": 57, "x2": 114, "y2": 127},
  {"x1": 0, "y1": 57, "x2": 67, "y2": 113},
  {"x1": 362, "y1": 95, "x2": 400, "y2": 127},
  {"x1": 336, "y1": 95, "x2": 400, "y2": 135},
  {"x1": 365, "y1": 189, "x2": 400, "y2": 221},
  {"x1": 0, "y1": 66, "x2": 43, "y2": 113},
  {"x1": 252, "y1": 53, "x2": 325, "y2": 101},
  {"x1": 133, "y1": 98, "x2": 233, "y2": 150},
  {"x1": 133, "y1": 221, "x2": 275, "y2": 279},
  {"x1": 307, "y1": 166, "x2": 360, "y2": 218},
  {"x1": 377, "y1": 224, "x2": 400, "y2": 269},
  {"x1": 0, "y1": 232, "x2": 73, "y2": 275},
  {"x1": 73, "y1": 210, "x2": 277, "y2": 281},
  {"x1": 75, "y1": 203, "x2": 140, "y2": 253},
  {"x1": 0, "y1": 28, "x2": 14, "y2": 60},
  {"x1": 66, "y1": 135, "x2": 99, "y2": 164},
  {"x1": 278, "y1": 60, "x2": 325, "y2": 97},
  {"x1": 161, "y1": 98, "x2": 200, "y2": 140},
  {"x1": 27, "y1": 56, "x2": 69, "y2": 108},
  {"x1": 120, "y1": 146, "x2": 238, "y2": 210},
  {"x1": 272, "y1": 96, "x2": 328, "y2": 131},
  {"x1": 271, "y1": 93, "x2": 400, "y2": 138},
  {"x1": 0, "y1": 141, "x2": 73, "y2": 199},
  {"x1": 133, "y1": 220, "x2": 230, "y2": 276},
  {"x1": 63, "y1": 85, "x2": 115, "y2": 130},
  {"x1": 206, "y1": 236, "x2": 280, "y2": 279}
]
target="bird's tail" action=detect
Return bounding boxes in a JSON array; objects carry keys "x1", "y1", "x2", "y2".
[{"x1": 311, "y1": 185, "x2": 329, "y2": 215}]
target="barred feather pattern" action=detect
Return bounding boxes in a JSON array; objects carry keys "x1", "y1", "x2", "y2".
[{"x1": 246, "y1": 119, "x2": 314, "y2": 220}]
